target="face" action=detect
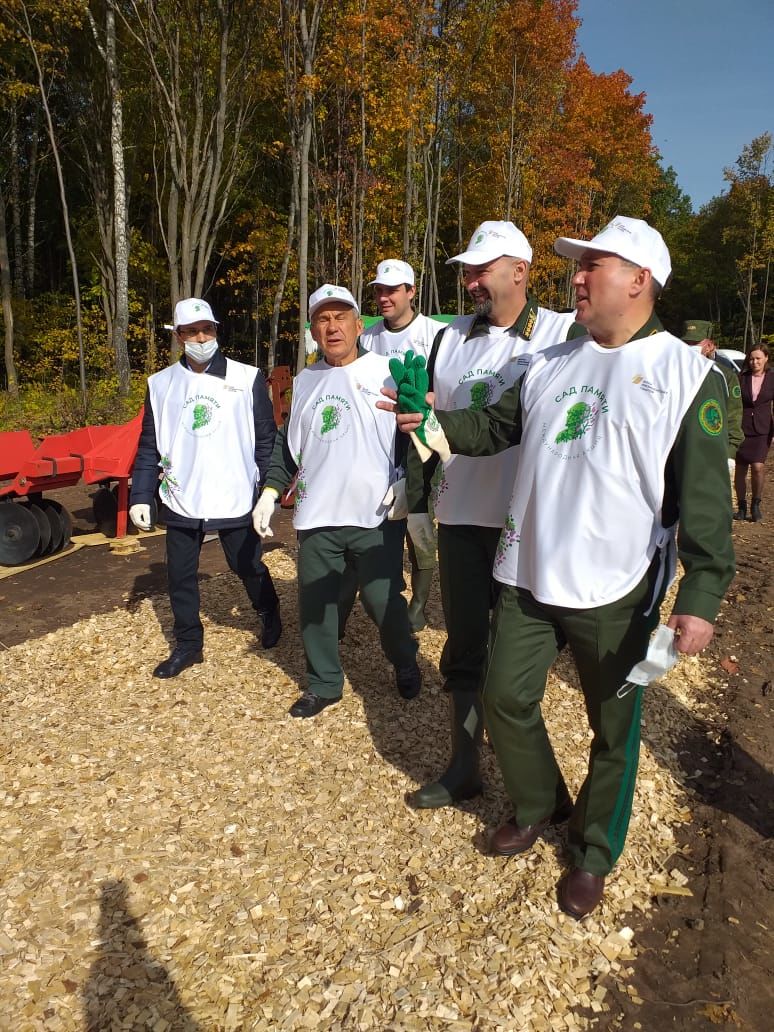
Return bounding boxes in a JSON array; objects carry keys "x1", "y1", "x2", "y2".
[
  {"x1": 311, "y1": 303, "x2": 363, "y2": 366},
  {"x1": 683, "y1": 338, "x2": 713, "y2": 357},
  {"x1": 374, "y1": 283, "x2": 415, "y2": 325},
  {"x1": 175, "y1": 320, "x2": 217, "y2": 344},
  {"x1": 462, "y1": 256, "x2": 526, "y2": 318},
  {"x1": 748, "y1": 349, "x2": 768, "y2": 373},
  {"x1": 571, "y1": 251, "x2": 643, "y2": 332}
]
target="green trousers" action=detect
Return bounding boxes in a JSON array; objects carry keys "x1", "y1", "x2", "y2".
[
  {"x1": 298, "y1": 521, "x2": 418, "y2": 698},
  {"x1": 483, "y1": 558, "x2": 665, "y2": 875},
  {"x1": 438, "y1": 523, "x2": 502, "y2": 693}
]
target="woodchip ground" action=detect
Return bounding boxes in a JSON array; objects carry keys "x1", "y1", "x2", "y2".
[{"x1": 0, "y1": 546, "x2": 732, "y2": 1030}]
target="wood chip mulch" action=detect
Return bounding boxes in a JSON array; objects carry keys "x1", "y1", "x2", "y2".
[{"x1": 0, "y1": 546, "x2": 715, "y2": 1030}]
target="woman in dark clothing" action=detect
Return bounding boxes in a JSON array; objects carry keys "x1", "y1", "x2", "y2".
[{"x1": 734, "y1": 345, "x2": 774, "y2": 522}]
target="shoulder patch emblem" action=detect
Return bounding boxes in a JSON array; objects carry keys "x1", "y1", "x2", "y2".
[
  {"x1": 732, "y1": 383, "x2": 741, "y2": 399},
  {"x1": 698, "y1": 399, "x2": 723, "y2": 437}
]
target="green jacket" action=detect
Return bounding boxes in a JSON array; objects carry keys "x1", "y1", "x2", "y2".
[{"x1": 419, "y1": 318, "x2": 734, "y2": 622}]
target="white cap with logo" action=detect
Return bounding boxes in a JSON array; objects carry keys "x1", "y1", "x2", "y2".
[
  {"x1": 554, "y1": 216, "x2": 672, "y2": 287},
  {"x1": 309, "y1": 283, "x2": 360, "y2": 319},
  {"x1": 174, "y1": 297, "x2": 218, "y2": 329},
  {"x1": 368, "y1": 259, "x2": 415, "y2": 287},
  {"x1": 447, "y1": 220, "x2": 533, "y2": 265}
]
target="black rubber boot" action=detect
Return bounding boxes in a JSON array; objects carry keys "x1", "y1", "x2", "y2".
[
  {"x1": 409, "y1": 689, "x2": 483, "y2": 808},
  {"x1": 733, "y1": 500, "x2": 747, "y2": 521},
  {"x1": 407, "y1": 568, "x2": 433, "y2": 632},
  {"x1": 751, "y1": 498, "x2": 763, "y2": 522}
]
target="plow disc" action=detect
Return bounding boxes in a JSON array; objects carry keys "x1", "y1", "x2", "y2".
[{"x1": 0, "y1": 501, "x2": 40, "y2": 566}]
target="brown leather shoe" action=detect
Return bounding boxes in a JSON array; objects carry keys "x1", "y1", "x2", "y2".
[
  {"x1": 490, "y1": 796, "x2": 573, "y2": 857},
  {"x1": 558, "y1": 868, "x2": 605, "y2": 919}
]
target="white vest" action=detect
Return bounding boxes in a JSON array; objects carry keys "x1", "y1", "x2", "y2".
[
  {"x1": 432, "y1": 308, "x2": 576, "y2": 527},
  {"x1": 494, "y1": 331, "x2": 713, "y2": 606},
  {"x1": 360, "y1": 312, "x2": 446, "y2": 362},
  {"x1": 287, "y1": 351, "x2": 398, "y2": 530},
  {"x1": 148, "y1": 359, "x2": 258, "y2": 520}
]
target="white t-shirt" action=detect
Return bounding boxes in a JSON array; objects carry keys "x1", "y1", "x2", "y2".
[
  {"x1": 360, "y1": 312, "x2": 446, "y2": 362},
  {"x1": 286, "y1": 351, "x2": 399, "y2": 530},
  {"x1": 148, "y1": 359, "x2": 258, "y2": 520},
  {"x1": 493, "y1": 331, "x2": 712, "y2": 606},
  {"x1": 432, "y1": 307, "x2": 576, "y2": 527}
]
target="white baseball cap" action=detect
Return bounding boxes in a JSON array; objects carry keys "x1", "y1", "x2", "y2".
[
  {"x1": 554, "y1": 216, "x2": 672, "y2": 287},
  {"x1": 174, "y1": 297, "x2": 218, "y2": 328},
  {"x1": 368, "y1": 259, "x2": 415, "y2": 287},
  {"x1": 447, "y1": 220, "x2": 533, "y2": 265},
  {"x1": 309, "y1": 283, "x2": 360, "y2": 319}
]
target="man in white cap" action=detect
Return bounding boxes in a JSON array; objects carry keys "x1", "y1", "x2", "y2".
[
  {"x1": 402, "y1": 221, "x2": 576, "y2": 811},
  {"x1": 130, "y1": 297, "x2": 281, "y2": 678},
  {"x1": 356, "y1": 259, "x2": 447, "y2": 631},
  {"x1": 252, "y1": 284, "x2": 421, "y2": 718},
  {"x1": 391, "y1": 216, "x2": 734, "y2": 918}
]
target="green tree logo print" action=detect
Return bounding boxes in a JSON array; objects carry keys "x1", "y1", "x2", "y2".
[
  {"x1": 495, "y1": 515, "x2": 518, "y2": 568},
  {"x1": 469, "y1": 381, "x2": 493, "y2": 411},
  {"x1": 159, "y1": 455, "x2": 180, "y2": 498},
  {"x1": 555, "y1": 401, "x2": 597, "y2": 443},
  {"x1": 320, "y1": 404, "x2": 341, "y2": 434},
  {"x1": 295, "y1": 451, "x2": 308, "y2": 506},
  {"x1": 192, "y1": 402, "x2": 212, "y2": 431}
]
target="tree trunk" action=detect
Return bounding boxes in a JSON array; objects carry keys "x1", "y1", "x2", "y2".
[
  {"x1": 23, "y1": 17, "x2": 87, "y2": 407},
  {"x1": 270, "y1": 160, "x2": 298, "y2": 375},
  {"x1": 760, "y1": 257, "x2": 770, "y2": 341},
  {"x1": 9, "y1": 102, "x2": 24, "y2": 298},
  {"x1": 295, "y1": 0, "x2": 323, "y2": 374},
  {"x1": 25, "y1": 106, "x2": 39, "y2": 295},
  {"x1": 105, "y1": 1, "x2": 131, "y2": 395},
  {"x1": 0, "y1": 183, "x2": 19, "y2": 396}
]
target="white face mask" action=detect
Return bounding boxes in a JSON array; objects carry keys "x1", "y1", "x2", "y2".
[
  {"x1": 185, "y1": 338, "x2": 218, "y2": 364},
  {"x1": 618, "y1": 624, "x2": 679, "y2": 697}
]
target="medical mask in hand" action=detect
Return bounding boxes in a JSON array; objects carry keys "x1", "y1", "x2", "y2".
[
  {"x1": 185, "y1": 338, "x2": 218, "y2": 364},
  {"x1": 618, "y1": 624, "x2": 679, "y2": 698}
]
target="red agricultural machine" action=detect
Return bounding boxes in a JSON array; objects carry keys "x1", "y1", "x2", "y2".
[
  {"x1": 0, "y1": 365, "x2": 294, "y2": 567},
  {"x1": 0, "y1": 411, "x2": 144, "y2": 566}
]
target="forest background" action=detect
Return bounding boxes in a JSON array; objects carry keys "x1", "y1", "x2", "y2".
[{"x1": 0, "y1": 0, "x2": 772, "y2": 434}]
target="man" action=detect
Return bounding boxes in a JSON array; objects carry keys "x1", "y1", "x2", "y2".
[
  {"x1": 682, "y1": 319, "x2": 743, "y2": 459},
  {"x1": 358, "y1": 259, "x2": 447, "y2": 630},
  {"x1": 130, "y1": 297, "x2": 281, "y2": 678},
  {"x1": 403, "y1": 221, "x2": 576, "y2": 810},
  {"x1": 392, "y1": 217, "x2": 734, "y2": 918},
  {"x1": 252, "y1": 284, "x2": 421, "y2": 718}
]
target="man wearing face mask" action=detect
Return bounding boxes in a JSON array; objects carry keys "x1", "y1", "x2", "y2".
[{"x1": 129, "y1": 297, "x2": 281, "y2": 678}]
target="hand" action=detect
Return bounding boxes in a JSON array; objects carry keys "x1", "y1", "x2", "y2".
[
  {"x1": 728, "y1": 458, "x2": 735, "y2": 473},
  {"x1": 252, "y1": 489, "x2": 279, "y2": 538},
  {"x1": 129, "y1": 503, "x2": 152, "y2": 531},
  {"x1": 407, "y1": 512, "x2": 436, "y2": 566},
  {"x1": 666, "y1": 613, "x2": 714, "y2": 655}
]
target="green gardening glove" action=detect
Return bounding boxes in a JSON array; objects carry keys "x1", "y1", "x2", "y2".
[
  {"x1": 388, "y1": 350, "x2": 450, "y2": 462},
  {"x1": 389, "y1": 350, "x2": 431, "y2": 431}
]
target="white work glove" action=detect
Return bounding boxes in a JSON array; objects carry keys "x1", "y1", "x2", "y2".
[
  {"x1": 129, "y1": 503, "x2": 152, "y2": 531},
  {"x1": 407, "y1": 512, "x2": 436, "y2": 566},
  {"x1": 252, "y1": 488, "x2": 279, "y2": 538},
  {"x1": 382, "y1": 478, "x2": 409, "y2": 521},
  {"x1": 410, "y1": 409, "x2": 451, "y2": 465}
]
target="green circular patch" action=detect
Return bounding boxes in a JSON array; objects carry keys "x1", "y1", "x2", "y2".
[
  {"x1": 732, "y1": 383, "x2": 741, "y2": 399},
  {"x1": 698, "y1": 399, "x2": 724, "y2": 436}
]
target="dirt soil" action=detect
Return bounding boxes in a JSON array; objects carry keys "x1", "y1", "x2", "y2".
[{"x1": 1, "y1": 477, "x2": 772, "y2": 1030}]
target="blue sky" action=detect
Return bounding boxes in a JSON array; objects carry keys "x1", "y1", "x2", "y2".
[{"x1": 575, "y1": 0, "x2": 774, "y2": 211}]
